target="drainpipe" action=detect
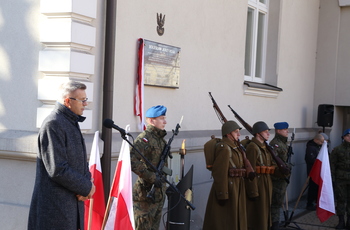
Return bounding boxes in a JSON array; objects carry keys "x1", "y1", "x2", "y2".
[{"x1": 101, "y1": 0, "x2": 117, "y2": 204}]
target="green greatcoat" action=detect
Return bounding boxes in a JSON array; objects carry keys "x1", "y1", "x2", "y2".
[
  {"x1": 203, "y1": 136, "x2": 247, "y2": 230},
  {"x1": 130, "y1": 125, "x2": 167, "y2": 230},
  {"x1": 245, "y1": 137, "x2": 273, "y2": 230},
  {"x1": 269, "y1": 133, "x2": 289, "y2": 223}
]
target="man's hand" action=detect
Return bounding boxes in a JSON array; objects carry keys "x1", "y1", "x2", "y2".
[
  {"x1": 87, "y1": 182, "x2": 96, "y2": 198},
  {"x1": 76, "y1": 181, "x2": 96, "y2": 201},
  {"x1": 154, "y1": 174, "x2": 163, "y2": 188}
]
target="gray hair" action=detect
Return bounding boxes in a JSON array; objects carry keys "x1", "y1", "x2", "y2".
[
  {"x1": 319, "y1": 132, "x2": 329, "y2": 141},
  {"x1": 58, "y1": 80, "x2": 86, "y2": 102},
  {"x1": 314, "y1": 133, "x2": 325, "y2": 141}
]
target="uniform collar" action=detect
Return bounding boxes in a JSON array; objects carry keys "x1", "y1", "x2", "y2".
[
  {"x1": 222, "y1": 136, "x2": 239, "y2": 148},
  {"x1": 252, "y1": 136, "x2": 266, "y2": 148},
  {"x1": 274, "y1": 133, "x2": 288, "y2": 143},
  {"x1": 147, "y1": 124, "x2": 167, "y2": 138}
]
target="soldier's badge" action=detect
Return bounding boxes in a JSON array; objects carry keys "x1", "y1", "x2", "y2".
[
  {"x1": 274, "y1": 144, "x2": 279, "y2": 148},
  {"x1": 142, "y1": 138, "x2": 148, "y2": 143}
]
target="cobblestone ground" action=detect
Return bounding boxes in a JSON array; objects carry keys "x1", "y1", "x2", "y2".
[{"x1": 279, "y1": 196, "x2": 337, "y2": 230}]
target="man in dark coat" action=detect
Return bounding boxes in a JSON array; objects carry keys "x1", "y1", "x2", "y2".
[
  {"x1": 130, "y1": 105, "x2": 168, "y2": 230},
  {"x1": 304, "y1": 133, "x2": 324, "y2": 211},
  {"x1": 28, "y1": 81, "x2": 95, "y2": 230}
]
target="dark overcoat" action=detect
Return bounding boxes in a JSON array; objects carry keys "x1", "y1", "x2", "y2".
[{"x1": 28, "y1": 102, "x2": 92, "y2": 230}]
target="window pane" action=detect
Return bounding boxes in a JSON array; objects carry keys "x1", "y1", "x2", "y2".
[
  {"x1": 255, "y1": 12, "x2": 265, "y2": 78},
  {"x1": 245, "y1": 8, "x2": 254, "y2": 76},
  {"x1": 259, "y1": 0, "x2": 266, "y2": 4}
]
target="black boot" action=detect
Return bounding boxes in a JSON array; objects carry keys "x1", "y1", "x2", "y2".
[
  {"x1": 346, "y1": 215, "x2": 350, "y2": 229},
  {"x1": 270, "y1": 221, "x2": 279, "y2": 230},
  {"x1": 336, "y1": 215, "x2": 345, "y2": 229}
]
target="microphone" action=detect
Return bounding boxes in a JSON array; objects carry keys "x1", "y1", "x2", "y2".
[{"x1": 103, "y1": 118, "x2": 130, "y2": 137}]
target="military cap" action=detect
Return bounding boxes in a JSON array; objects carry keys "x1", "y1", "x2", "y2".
[
  {"x1": 222, "y1": 120, "x2": 241, "y2": 136},
  {"x1": 343, "y1": 129, "x2": 350, "y2": 137},
  {"x1": 146, "y1": 105, "x2": 167, "y2": 118},
  {"x1": 274, "y1": 122, "x2": 289, "y2": 130},
  {"x1": 252, "y1": 121, "x2": 270, "y2": 134}
]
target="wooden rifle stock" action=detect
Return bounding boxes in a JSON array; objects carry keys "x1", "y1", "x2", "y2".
[
  {"x1": 227, "y1": 105, "x2": 291, "y2": 177},
  {"x1": 208, "y1": 92, "x2": 255, "y2": 180}
]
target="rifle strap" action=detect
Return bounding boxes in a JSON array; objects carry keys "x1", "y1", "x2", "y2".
[
  {"x1": 225, "y1": 144, "x2": 237, "y2": 168},
  {"x1": 251, "y1": 142, "x2": 264, "y2": 166}
]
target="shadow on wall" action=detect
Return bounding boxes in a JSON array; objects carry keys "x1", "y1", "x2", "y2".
[{"x1": 0, "y1": 0, "x2": 42, "y2": 132}]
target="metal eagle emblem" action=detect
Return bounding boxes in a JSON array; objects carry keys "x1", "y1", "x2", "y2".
[{"x1": 157, "y1": 13, "x2": 165, "y2": 36}]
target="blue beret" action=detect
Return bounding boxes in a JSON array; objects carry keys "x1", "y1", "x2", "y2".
[
  {"x1": 343, "y1": 129, "x2": 350, "y2": 137},
  {"x1": 146, "y1": 105, "x2": 167, "y2": 118},
  {"x1": 274, "y1": 122, "x2": 289, "y2": 130}
]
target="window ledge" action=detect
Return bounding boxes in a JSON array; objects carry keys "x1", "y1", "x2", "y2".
[{"x1": 243, "y1": 81, "x2": 283, "y2": 98}]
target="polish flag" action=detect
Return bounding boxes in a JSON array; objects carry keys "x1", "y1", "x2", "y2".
[
  {"x1": 104, "y1": 125, "x2": 135, "y2": 230},
  {"x1": 84, "y1": 131, "x2": 106, "y2": 230},
  {"x1": 134, "y1": 38, "x2": 146, "y2": 131},
  {"x1": 309, "y1": 141, "x2": 335, "y2": 222}
]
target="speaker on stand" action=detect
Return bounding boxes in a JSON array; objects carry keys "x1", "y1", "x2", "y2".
[{"x1": 316, "y1": 104, "x2": 334, "y2": 132}]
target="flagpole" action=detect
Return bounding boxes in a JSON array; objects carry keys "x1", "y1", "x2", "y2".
[
  {"x1": 285, "y1": 176, "x2": 310, "y2": 227},
  {"x1": 101, "y1": 196, "x2": 113, "y2": 230},
  {"x1": 284, "y1": 191, "x2": 289, "y2": 223},
  {"x1": 88, "y1": 198, "x2": 94, "y2": 230},
  {"x1": 101, "y1": 162, "x2": 119, "y2": 230}
]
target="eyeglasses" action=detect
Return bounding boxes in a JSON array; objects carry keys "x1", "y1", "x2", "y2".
[{"x1": 69, "y1": 97, "x2": 88, "y2": 103}]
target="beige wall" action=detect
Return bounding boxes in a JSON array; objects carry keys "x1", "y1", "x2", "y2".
[{"x1": 5, "y1": 0, "x2": 349, "y2": 229}]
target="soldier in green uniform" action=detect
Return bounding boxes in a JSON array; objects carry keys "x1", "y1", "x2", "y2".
[
  {"x1": 269, "y1": 122, "x2": 290, "y2": 230},
  {"x1": 130, "y1": 105, "x2": 168, "y2": 230},
  {"x1": 330, "y1": 129, "x2": 350, "y2": 229},
  {"x1": 246, "y1": 121, "x2": 274, "y2": 230},
  {"x1": 203, "y1": 121, "x2": 248, "y2": 230}
]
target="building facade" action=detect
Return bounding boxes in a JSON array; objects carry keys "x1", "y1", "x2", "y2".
[{"x1": 1, "y1": 0, "x2": 350, "y2": 229}]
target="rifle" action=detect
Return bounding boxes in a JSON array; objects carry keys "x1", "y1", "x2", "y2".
[
  {"x1": 227, "y1": 105, "x2": 291, "y2": 180},
  {"x1": 286, "y1": 130, "x2": 295, "y2": 164},
  {"x1": 147, "y1": 116, "x2": 183, "y2": 202},
  {"x1": 103, "y1": 118, "x2": 195, "y2": 216},
  {"x1": 208, "y1": 92, "x2": 255, "y2": 180}
]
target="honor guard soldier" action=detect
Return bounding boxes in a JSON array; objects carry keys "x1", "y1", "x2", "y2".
[
  {"x1": 203, "y1": 121, "x2": 248, "y2": 230},
  {"x1": 130, "y1": 105, "x2": 168, "y2": 230},
  {"x1": 245, "y1": 121, "x2": 274, "y2": 230},
  {"x1": 270, "y1": 122, "x2": 290, "y2": 230},
  {"x1": 330, "y1": 129, "x2": 350, "y2": 229}
]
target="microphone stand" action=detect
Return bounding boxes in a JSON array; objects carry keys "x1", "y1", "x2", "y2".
[{"x1": 116, "y1": 130, "x2": 196, "y2": 211}]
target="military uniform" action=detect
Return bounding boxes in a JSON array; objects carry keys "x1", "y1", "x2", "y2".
[
  {"x1": 203, "y1": 136, "x2": 247, "y2": 230},
  {"x1": 270, "y1": 132, "x2": 289, "y2": 226},
  {"x1": 330, "y1": 139, "x2": 350, "y2": 228},
  {"x1": 130, "y1": 105, "x2": 168, "y2": 230},
  {"x1": 246, "y1": 137, "x2": 273, "y2": 230}
]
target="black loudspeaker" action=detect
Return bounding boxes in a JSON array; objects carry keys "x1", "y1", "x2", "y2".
[{"x1": 317, "y1": 104, "x2": 334, "y2": 127}]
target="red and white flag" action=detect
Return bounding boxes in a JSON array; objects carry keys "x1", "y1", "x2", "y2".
[
  {"x1": 84, "y1": 131, "x2": 106, "y2": 230},
  {"x1": 104, "y1": 125, "x2": 135, "y2": 230},
  {"x1": 309, "y1": 141, "x2": 335, "y2": 222},
  {"x1": 134, "y1": 38, "x2": 146, "y2": 131}
]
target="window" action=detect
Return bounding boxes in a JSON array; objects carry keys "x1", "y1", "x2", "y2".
[{"x1": 244, "y1": 0, "x2": 269, "y2": 83}]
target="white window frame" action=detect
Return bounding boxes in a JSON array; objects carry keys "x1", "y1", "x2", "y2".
[{"x1": 244, "y1": 0, "x2": 269, "y2": 83}]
